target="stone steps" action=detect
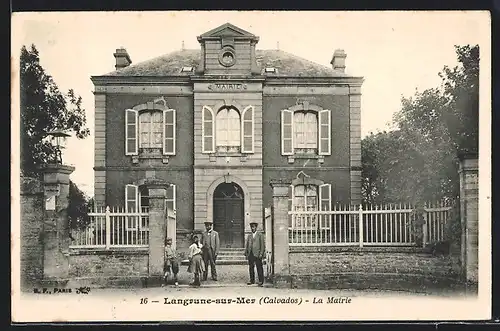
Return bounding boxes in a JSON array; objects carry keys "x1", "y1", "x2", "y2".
[
  {"x1": 217, "y1": 248, "x2": 246, "y2": 264},
  {"x1": 181, "y1": 248, "x2": 266, "y2": 266}
]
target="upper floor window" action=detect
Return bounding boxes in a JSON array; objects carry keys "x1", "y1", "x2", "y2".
[
  {"x1": 216, "y1": 107, "x2": 241, "y2": 152},
  {"x1": 139, "y1": 111, "x2": 163, "y2": 149},
  {"x1": 202, "y1": 105, "x2": 254, "y2": 154},
  {"x1": 281, "y1": 107, "x2": 331, "y2": 156},
  {"x1": 294, "y1": 112, "x2": 318, "y2": 152},
  {"x1": 125, "y1": 108, "x2": 176, "y2": 156}
]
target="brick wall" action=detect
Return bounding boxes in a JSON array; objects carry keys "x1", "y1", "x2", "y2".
[
  {"x1": 68, "y1": 249, "x2": 149, "y2": 288},
  {"x1": 20, "y1": 176, "x2": 44, "y2": 288},
  {"x1": 288, "y1": 247, "x2": 462, "y2": 291}
]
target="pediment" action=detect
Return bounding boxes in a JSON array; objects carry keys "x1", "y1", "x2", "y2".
[{"x1": 199, "y1": 23, "x2": 257, "y2": 39}]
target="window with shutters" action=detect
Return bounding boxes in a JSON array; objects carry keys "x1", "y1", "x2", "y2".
[
  {"x1": 125, "y1": 184, "x2": 176, "y2": 230},
  {"x1": 125, "y1": 108, "x2": 176, "y2": 156},
  {"x1": 289, "y1": 183, "x2": 331, "y2": 229},
  {"x1": 281, "y1": 108, "x2": 331, "y2": 157},
  {"x1": 202, "y1": 105, "x2": 255, "y2": 154}
]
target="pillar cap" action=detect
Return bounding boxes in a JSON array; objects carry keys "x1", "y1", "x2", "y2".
[{"x1": 38, "y1": 164, "x2": 75, "y2": 174}]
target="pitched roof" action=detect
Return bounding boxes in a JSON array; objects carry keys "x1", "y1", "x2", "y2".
[
  {"x1": 198, "y1": 22, "x2": 257, "y2": 39},
  {"x1": 102, "y1": 49, "x2": 349, "y2": 78}
]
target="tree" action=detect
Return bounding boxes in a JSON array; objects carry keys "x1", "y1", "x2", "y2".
[
  {"x1": 439, "y1": 45, "x2": 479, "y2": 154},
  {"x1": 20, "y1": 44, "x2": 90, "y2": 177},
  {"x1": 68, "y1": 181, "x2": 94, "y2": 229},
  {"x1": 361, "y1": 45, "x2": 479, "y2": 204},
  {"x1": 20, "y1": 44, "x2": 93, "y2": 229},
  {"x1": 395, "y1": 45, "x2": 479, "y2": 155}
]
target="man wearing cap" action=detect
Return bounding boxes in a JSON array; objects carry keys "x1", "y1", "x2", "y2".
[
  {"x1": 201, "y1": 221, "x2": 220, "y2": 281},
  {"x1": 244, "y1": 221, "x2": 265, "y2": 286}
]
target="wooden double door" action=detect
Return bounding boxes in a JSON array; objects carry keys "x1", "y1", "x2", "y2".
[{"x1": 213, "y1": 182, "x2": 244, "y2": 248}]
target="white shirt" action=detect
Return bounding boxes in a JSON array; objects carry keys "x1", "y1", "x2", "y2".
[
  {"x1": 188, "y1": 243, "x2": 203, "y2": 259},
  {"x1": 252, "y1": 232, "x2": 256, "y2": 239}
]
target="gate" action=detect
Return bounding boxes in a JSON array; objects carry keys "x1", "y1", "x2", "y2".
[{"x1": 264, "y1": 207, "x2": 273, "y2": 280}]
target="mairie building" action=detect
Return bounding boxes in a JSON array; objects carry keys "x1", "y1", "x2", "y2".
[{"x1": 90, "y1": 23, "x2": 364, "y2": 252}]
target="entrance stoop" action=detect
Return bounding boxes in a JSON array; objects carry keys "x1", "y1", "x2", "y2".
[
  {"x1": 181, "y1": 248, "x2": 267, "y2": 266},
  {"x1": 216, "y1": 248, "x2": 247, "y2": 265}
]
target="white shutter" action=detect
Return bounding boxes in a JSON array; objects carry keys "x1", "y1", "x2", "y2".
[
  {"x1": 281, "y1": 109, "x2": 294, "y2": 155},
  {"x1": 125, "y1": 184, "x2": 139, "y2": 230},
  {"x1": 202, "y1": 106, "x2": 215, "y2": 153},
  {"x1": 319, "y1": 183, "x2": 332, "y2": 229},
  {"x1": 319, "y1": 183, "x2": 332, "y2": 211},
  {"x1": 318, "y1": 109, "x2": 331, "y2": 155},
  {"x1": 166, "y1": 184, "x2": 177, "y2": 249},
  {"x1": 125, "y1": 109, "x2": 138, "y2": 155},
  {"x1": 288, "y1": 185, "x2": 294, "y2": 228},
  {"x1": 125, "y1": 184, "x2": 138, "y2": 212},
  {"x1": 163, "y1": 109, "x2": 176, "y2": 155},
  {"x1": 166, "y1": 184, "x2": 176, "y2": 212},
  {"x1": 241, "y1": 106, "x2": 254, "y2": 153}
]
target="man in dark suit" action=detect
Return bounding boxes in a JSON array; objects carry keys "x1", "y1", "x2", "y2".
[
  {"x1": 244, "y1": 221, "x2": 265, "y2": 286},
  {"x1": 201, "y1": 221, "x2": 220, "y2": 281}
]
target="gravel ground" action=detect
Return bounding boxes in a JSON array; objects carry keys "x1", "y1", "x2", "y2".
[
  {"x1": 170, "y1": 264, "x2": 251, "y2": 285},
  {"x1": 20, "y1": 264, "x2": 473, "y2": 298}
]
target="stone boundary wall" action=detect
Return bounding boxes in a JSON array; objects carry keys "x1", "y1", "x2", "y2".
[
  {"x1": 20, "y1": 176, "x2": 45, "y2": 288},
  {"x1": 288, "y1": 246, "x2": 464, "y2": 292},
  {"x1": 67, "y1": 248, "x2": 149, "y2": 288}
]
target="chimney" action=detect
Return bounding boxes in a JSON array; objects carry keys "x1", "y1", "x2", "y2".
[
  {"x1": 330, "y1": 49, "x2": 347, "y2": 73},
  {"x1": 113, "y1": 47, "x2": 132, "y2": 70}
]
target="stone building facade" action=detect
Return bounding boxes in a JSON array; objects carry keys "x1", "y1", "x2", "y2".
[{"x1": 90, "y1": 23, "x2": 364, "y2": 252}]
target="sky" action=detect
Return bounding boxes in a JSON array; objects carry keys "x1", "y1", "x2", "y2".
[{"x1": 11, "y1": 11, "x2": 489, "y2": 197}]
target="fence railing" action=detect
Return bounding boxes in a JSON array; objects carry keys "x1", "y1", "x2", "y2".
[
  {"x1": 288, "y1": 202, "x2": 453, "y2": 246},
  {"x1": 70, "y1": 206, "x2": 150, "y2": 248}
]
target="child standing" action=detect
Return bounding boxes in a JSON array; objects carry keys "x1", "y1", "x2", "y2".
[
  {"x1": 187, "y1": 235, "x2": 205, "y2": 287},
  {"x1": 163, "y1": 237, "x2": 179, "y2": 287}
]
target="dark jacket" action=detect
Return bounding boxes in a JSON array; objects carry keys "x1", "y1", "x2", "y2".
[
  {"x1": 245, "y1": 231, "x2": 265, "y2": 259},
  {"x1": 201, "y1": 230, "x2": 220, "y2": 256}
]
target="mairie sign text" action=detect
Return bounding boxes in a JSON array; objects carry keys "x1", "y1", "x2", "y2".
[{"x1": 208, "y1": 83, "x2": 248, "y2": 91}]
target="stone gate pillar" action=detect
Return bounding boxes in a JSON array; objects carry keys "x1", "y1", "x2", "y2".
[
  {"x1": 39, "y1": 164, "x2": 75, "y2": 286},
  {"x1": 458, "y1": 153, "x2": 479, "y2": 284},
  {"x1": 270, "y1": 179, "x2": 291, "y2": 288},
  {"x1": 144, "y1": 179, "x2": 169, "y2": 284}
]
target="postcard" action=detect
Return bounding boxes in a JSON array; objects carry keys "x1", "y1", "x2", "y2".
[{"x1": 11, "y1": 10, "x2": 491, "y2": 322}]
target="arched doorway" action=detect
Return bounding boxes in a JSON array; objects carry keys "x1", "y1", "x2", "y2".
[{"x1": 213, "y1": 182, "x2": 244, "y2": 248}]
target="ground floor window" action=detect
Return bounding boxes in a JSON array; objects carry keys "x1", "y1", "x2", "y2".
[
  {"x1": 289, "y1": 183, "x2": 331, "y2": 228},
  {"x1": 125, "y1": 184, "x2": 176, "y2": 230}
]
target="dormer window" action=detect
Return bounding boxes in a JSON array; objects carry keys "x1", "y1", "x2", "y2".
[
  {"x1": 181, "y1": 66, "x2": 194, "y2": 73},
  {"x1": 265, "y1": 67, "x2": 277, "y2": 73}
]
